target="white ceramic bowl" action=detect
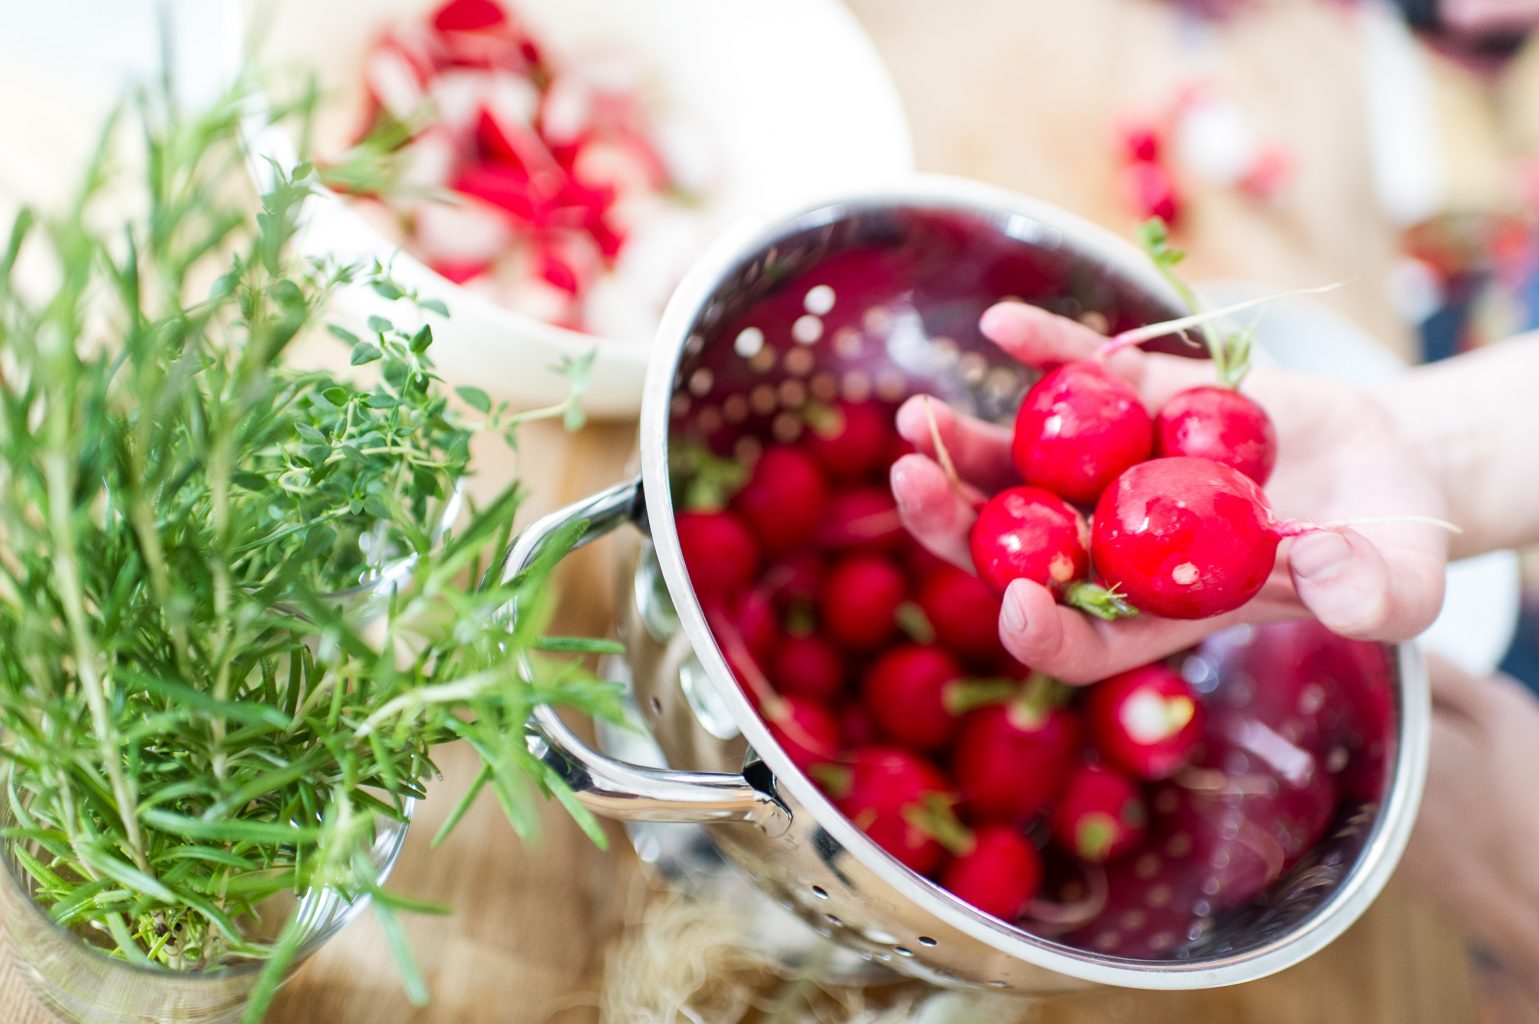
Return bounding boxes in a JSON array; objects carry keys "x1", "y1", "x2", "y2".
[{"x1": 247, "y1": 0, "x2": 914, "y2": 418}]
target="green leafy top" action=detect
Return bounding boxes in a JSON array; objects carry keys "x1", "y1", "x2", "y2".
[
  {"x1": 0, "y1": 74, "x2": 614, "y2": 1022},
  {"x1": 1137, "y1": 218, "x2": 1254, "y2": 389}
]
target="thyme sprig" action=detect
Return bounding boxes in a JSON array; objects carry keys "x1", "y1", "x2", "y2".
[{"x1": 0, "y1": 72, "x2": 615, "y2": 1023}]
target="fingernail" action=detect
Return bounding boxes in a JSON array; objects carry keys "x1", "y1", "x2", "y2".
[
  {"x1": 1002, "y1": 586, "x2": 1027, "y2": 634},
  {"x1": 978, "y1": 304, "x2": 1009, "y2": 338},
  {"x1": 890, "y1": 464, "x2": 913, "y2": 514},
  {"x1": 1291, "y1": 531, "x2": 1352, "y2": 582},
  {"x1": 894, "y1": 398, "x2": 925, "y2": 442}
]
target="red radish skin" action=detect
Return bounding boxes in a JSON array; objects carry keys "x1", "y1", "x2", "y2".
[
  {"x1": 816, "y1": 487, "x2": 904, "y2": 553},
  {"x1": 807, "y1": 400, "x2": 892, "y2": 481},
  {"x1": 676, "y1": 511, "x2": 759, "y2": 603},
  {"x1": 1155, "y1": 386, "x2": 1278, "y2": 486},
  {"x1": 1091, "y1": 457, "x2": 1279, "y2": 619},
  {"x1": 430, "y1": 260, "x2": 490, "y2": 285},
  {"x1": 1086, "y1": 664, "x2": 1205, "y2": 780},
  {"x1": 1012, "y1": 361, "x2": 1155, "y2": 505},
  {"x1": 1121, "y1": 162, "x2": 1182, "y2": 225},
  {"x1": 1052, "y1": 765, "x2": 1148, "y2": 863},
  {"x1": 836, "y1": 748, "x2": 952, "y2": 875},
  {"x1": 772, "y1": 633, "x2": 846, "y2": 703},
  {"x1": 953, "y1": 702, "x2": 1080, "y2": 823},
  {"x1": 942, "y1": 826, "x2": 1044, "y2": 921},
  {"x1": 917, "y1": 565, "x2": 1007, "y2": 663},
  {"x1": 715, "y1": 591, "x2": 777, "y2": 693},
  {"x1": 764, "y1": 696, "x2": 840, "y2": 772},
  {"x1": 762, "y1": 553, "x2": 823, "y2": 612},
  {"x1": 840, "y1": 704, "x2": 880, "y2": 749},
  {"x1": 861, "y1": 645, "x2": 964, "y2": 751},
  {"x1": 433, "y1": 0, "x2": 509, "y2": 33},
  {"x1": 733, "y1": 447, "x2": 829, "y2": 557},
  {"x1": 1121, "y1": 122, "x2": 1162, "y2": 164},
  {"x1": 968, "y1": 487, "x2": 1092, "y2": 597},
  {"x1": 821, "y1": 554, "x2": 908, "y2": 651}
]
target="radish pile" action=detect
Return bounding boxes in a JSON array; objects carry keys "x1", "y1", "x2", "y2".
[
  {"x1": 671, "y1": 226, "x2": 1402, "y2": 951},
  {"x1": 343, "y1": 0, "x2": 710, "y2": 339},
  {"x1": 674, "y1": 394, "x2": 1391, "y2": 945}
]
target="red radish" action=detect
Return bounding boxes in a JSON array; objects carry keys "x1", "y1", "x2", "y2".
[
  {"x1": 917, "y1": 565, "x2": 1007, "y2": 663},
  {"x1": 1086, "y1": 664, "x2": 1205, "y2": 780},
  {"x1": 839, "y1": 704, "x2": 880, "y2": 749},
  {"x1": 834, "y1": 748, "x2": 952, "y2": 874},
  {"x1": 1011, "y1": 361, "x2": 1154, "y2": 506},
  {"x1": 905, "y1": 539, "x2": 953, "y2": 583},
  {"x1": 451, "y1": 164, "x2": 547, "y2": 225},
  {"x1": 968, "y1": 486, "x2": 1091, "y2": 597},
  {"x1": 761, "y1": 553, "x2": 823, "y2": 612},
  {"x1": 676, "y1": 511, "x2": 758, "y2": 603},
  {"x1": 732, "y1": 446, "x2": 829, "y2": 557},
  {"x1": 430, "y1": 260, "x2": 490, "y2": 285},
  {"x1": 1090, "y1": 456, "x2": 1278, "y2": 620},
  {"x1": 953, "y1": 691, "x2": 1080, "y2": 823},
  {"x1": 1154, "y1": 386, "x2": 1278, "y2": 486},
  {"x1": 806, "y1": 400, "x2": 892, "y2": 481},
  {"x1": 432, "y1": 0, "x2": 508, "y2": 33},
  {"x1": 1121, "y1": 121, "x2": 1163, "y2": 164},
  {"x1": 1121, "y1": 161, "x2": 1182, "y2": 225},
  {"x1": 772, "y1": 633, "x2": 845, "y2": 703},
  {"x1": 816, "y1": 487, "x2": 903, "y2": 553},
  {"x1": 734, "y1": 590, "x2": 777, "y2": 665},
  {"x1": 821, "y1": 554, "x2": 907, "y2": 651},
  {"x1": 764, "y1": 695, "x2": 840, "y2": 772},
  {"x1": 1052, "y1": 765, "x2": 1148, "y2": 863},
  {"x1": 942, "y1": 826, "x2": 1043, "y2": 921},
  {"x1": 861, "y1": 645, "x2": 964, "y2": 751}
]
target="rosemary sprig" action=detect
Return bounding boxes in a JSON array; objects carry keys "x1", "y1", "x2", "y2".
[{"x1": 0, "y1": 72, "x2": 615, "y2": 1023}]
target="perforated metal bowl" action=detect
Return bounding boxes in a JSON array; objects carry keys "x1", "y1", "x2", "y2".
[{"x1": 505, "y1": 176, "x2": 1429, "y2": 993}]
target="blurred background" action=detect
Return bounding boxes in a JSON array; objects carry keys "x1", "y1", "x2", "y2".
[{"x1": 2, "y1": 0, "x2": 1538, "y2": 1021}]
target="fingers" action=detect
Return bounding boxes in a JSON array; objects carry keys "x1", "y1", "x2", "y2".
[
  {"x1": 890, "y1": 454, "x2": 977, "y2": 570},
  {"x1": 996, "y1": 579, "x2": 1242, "y2": 685},
  {"x1": 979, "y1": 300, "x2": 1207, "y2": 411},
  {"x1": 894, "y1": 395, "x2": 1016, "y2": 494},
  {"x1": 980, "y1": 301, "x2": 1121, "y2": 367},
  {"x1": 1287, "y1": 527, "x2": 1447, "y2": 642}
]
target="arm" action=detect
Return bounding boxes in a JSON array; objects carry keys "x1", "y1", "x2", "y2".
[
  {"x1": 1380, "y1": 335, "x2": 1539, "y2": 559},
  {"x1": 1403, "y1": 655, "x2": 1539, "y2": 998}
]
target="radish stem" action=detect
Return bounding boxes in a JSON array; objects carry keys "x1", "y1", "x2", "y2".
[{"x1": 1272, "y1": 514, "x2": 1462, "y2": 539}]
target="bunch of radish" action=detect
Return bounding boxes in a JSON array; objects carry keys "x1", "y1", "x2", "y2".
[
  {"x1": 674, "y1": 383, "x2": 1389, "y2": 941},
  {"x1": 343, "y1": 0, "x2": 710, "y2": 338},
  {"x1": 669, "y1": 223, "x2": 1415, "y2": 947}
]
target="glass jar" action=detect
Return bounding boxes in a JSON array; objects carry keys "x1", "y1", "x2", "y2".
[{"x1": 0, "y1": 806, "x2": 409, "y2": 1024}]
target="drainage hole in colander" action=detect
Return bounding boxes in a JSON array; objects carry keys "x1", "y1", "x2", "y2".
[
  {"x1": 988, "y1": 980, "x2": 1007, "y2": 989},
  {"x1": 874, "y1": 952, "x2": 892, "y2": 962},
  {"x1": 917, "y1": 936, "x2": 937, "y2": 948},
  {"x1": 810, "y1": 885, "x2": 829, "y2": 900},
  {"x1": 893, "y1": 946, "x2": 914, "y2": 958},
  {"x1": 648, "y1": 697, "x2": 662, "y2": 716},
  {"x1": 824, "y1": 914, "x2": 843, "y2": 927}
]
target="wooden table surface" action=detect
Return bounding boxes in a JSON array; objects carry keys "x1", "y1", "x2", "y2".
[{"x1": 8, "y1": 0, "x2": 1537, "y2": 1020}]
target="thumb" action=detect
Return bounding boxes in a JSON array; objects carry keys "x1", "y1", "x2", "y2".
[{"x1": 1288, "y1": 527, "x2": 1445, "y2": 641}]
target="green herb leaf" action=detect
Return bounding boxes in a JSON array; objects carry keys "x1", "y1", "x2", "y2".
[{"x1": 455, "y1": 386, "x2": 491, "y2": 413}]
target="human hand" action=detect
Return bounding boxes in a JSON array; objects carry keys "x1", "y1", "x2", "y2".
[
  {"x1": 1437, "y1": 0, "x2": 1539, "y2": 38},
  {"x1": 1401, "y1": 655, "x2": 1539, "y2": 994},
  {"x1": 889, "y1": 301, "x2": 1449, "y2": 683}
]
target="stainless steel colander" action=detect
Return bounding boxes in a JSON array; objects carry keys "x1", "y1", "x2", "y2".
[{"x1": 503, "y1": 176, "x2": 1429, "y2": 993}]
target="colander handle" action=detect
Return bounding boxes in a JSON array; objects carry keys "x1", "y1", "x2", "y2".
[{"x1": 502, "y1": 479, "x2": 792, "y2": 838}]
